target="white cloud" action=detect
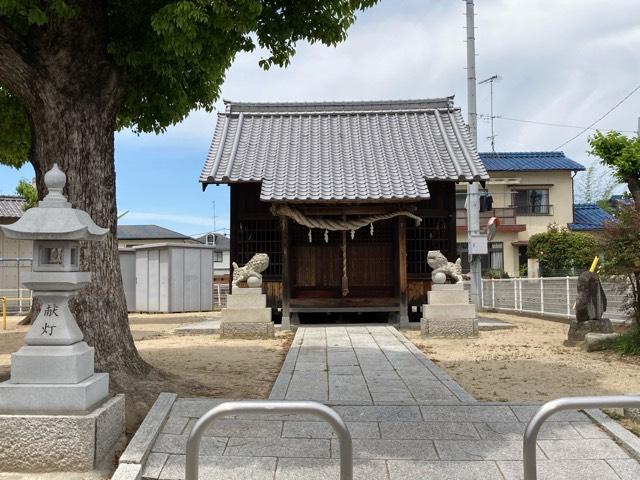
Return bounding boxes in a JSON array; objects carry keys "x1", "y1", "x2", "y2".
[{"x1": 142, "y1": 0, "x2": 640, "y2": 180}]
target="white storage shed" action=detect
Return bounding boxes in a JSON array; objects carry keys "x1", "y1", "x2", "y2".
[{"x1": 126, "y1": 243, "x2": 214, "y2": 313}]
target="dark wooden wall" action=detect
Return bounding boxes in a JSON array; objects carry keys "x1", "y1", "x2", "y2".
[{"x1": 230, "y1": 181, "x2": 457, "y2": 318}]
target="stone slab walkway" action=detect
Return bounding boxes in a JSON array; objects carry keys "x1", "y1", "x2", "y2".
[{"x1": 138, "y1": 326, "x2": 640, "y2": 480}]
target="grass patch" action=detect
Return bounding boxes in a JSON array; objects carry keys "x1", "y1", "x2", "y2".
[{"x1": 615, "y1": 328, "x2": 640, "y2": 355}]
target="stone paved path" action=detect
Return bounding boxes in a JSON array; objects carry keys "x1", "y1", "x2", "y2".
[{"x1": 141, "y1": 326, "x2": 640, "y2": 480}]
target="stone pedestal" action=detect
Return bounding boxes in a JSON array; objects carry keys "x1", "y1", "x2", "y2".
[
  {"x1": 0, "y1": 395, "x2": 125, "y2": 472},
  {"x1": 567, "y1": 318, "x2": 613, "y2": 342},
  {"x1": 421, "y1": 283, "x2": 478, "y2": 337},
  {"x1": 220, "y1": 287, "x2": 275, "y2": 338},
  {"x1": 0, "y1": 164, "x2": 125, "y2": 473}
]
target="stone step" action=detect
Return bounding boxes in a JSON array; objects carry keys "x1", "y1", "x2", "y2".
[
  {"x1": 422, "y1": 304, "x2": 476, "y2": 320},
  {"x1": 10, "y1": 342, "x2": 94, "y2": 384},
  {"x1": 232, "y1": 287, "x2": 263, "y2": 295},
  {"x1": 222, "y1": 308, "x2": 272, "y2": 324},
  {"x1": 427, "y1": 290, "x2": 470, "y2": 305},
  {"x1": 431, "y1": 283, "x2": 464, "y2": 291},
  {"x1": 226, "y1": 293, "x2": 267, "y2": 308},
  {"x1": 0, "y1": 372, "x2": 109, "y2": 412}
]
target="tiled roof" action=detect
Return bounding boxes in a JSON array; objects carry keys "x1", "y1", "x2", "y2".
[
  {"x1": 200, "y1": 98, "x2": 488, "y2": 202},
  {"x1": 117, "y1": 225, "x2": 191, "y2": 240},
  {"x1": 195, "y1": 232, "x2": 230, "y2": 251},
  {"x1": 0, "y1": 195, "x2": 25, "y2": 219},
  {"x1": 480, "y1": 152, "x2": 585, "y2": 172},
  {"x1": 569, "y1": 204, "x2": 613, "y2": 231}
]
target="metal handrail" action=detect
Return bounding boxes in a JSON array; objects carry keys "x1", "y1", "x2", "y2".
[
  {"x1": 523, "y1": 395, "x2": 640, "y2": 480},
  {"x1": 185, "y1": 400, "x2": 353, "y2": 480}
]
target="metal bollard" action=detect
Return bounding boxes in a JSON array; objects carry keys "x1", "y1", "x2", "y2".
[
  {"x1": 523, "y1": 395, "x2": 640, "y2": 480},
  {"x1": 185, "y1": 400, "x2": 353, "y2": 480}
]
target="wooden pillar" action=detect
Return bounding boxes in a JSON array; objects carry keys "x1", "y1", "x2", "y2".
[
  {"x1": 280, "y1": 216, "x2": 292, "y2": 330},
  {"x1": 398, "y1": 216, "x2": 409, "y2": 326}
]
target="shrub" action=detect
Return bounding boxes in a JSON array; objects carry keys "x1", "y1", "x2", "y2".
[
  {"x1": 527, "y1": 223, "x2": 598, "y2": 276},
  {"x1": 615, "y1": 329, "x2": 640, "y2": 356},
  {"x1": 483, "y1": 269, "x2": 510, "y2": 279},
  {"x1": 600, "y1": 207, "x2": 640, "y2": 327}
]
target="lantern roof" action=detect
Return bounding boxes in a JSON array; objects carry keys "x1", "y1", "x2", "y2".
[{"x1": 0, "y1": 164, "x2": 108, "y2": 241}]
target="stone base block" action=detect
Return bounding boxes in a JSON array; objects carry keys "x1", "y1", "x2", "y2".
[
  {"x1": 0, "y1": 372, "x2": 109, "y2": 413},
  {"x1": 226, "y1": 293, "x2": 267, "y2": 308},
  {"x1": 585, "y1": 332, "x2": 619, "y2": 352},
  {"x1": 0, "y1": 394, "x2": 125, "y2": 472},
  {"x1": 567, "y1": 318, "x2": 613, "y2": 342},
  {"x1": 422, "y1": 304, "x2": 476, "y2": 321},
  {"x1": 427, "y1": 290, "x2": 470, "y2": 305},
  {"x1": 432, "y1": 283, "x2": 464, "y2": 291},
  {"x1": 220, "y1": 321, "x2": 275, "y2": 339},
  {"x1": 421, "y1": 317, "x2": 478, "y2": 337},
  {"x1": 222, "y1": 307, "x2": 272, "y2": 324},
  {"x1": 11, "y1": 342, "x2": 94, "y2": 384},
  {"x1": 231, "y1": 287, "x2": 263, "y2": 295}
]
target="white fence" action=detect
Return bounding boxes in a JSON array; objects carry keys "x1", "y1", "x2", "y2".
[
  {"x1": 481, "y1": 277, "x2": 629, "y2": 321},
  {"x1": 213, "y1": 283, "x2": 230, "y2": 309},
  {"x1": 0, "y1": 288, "x2": 32, "y2": 315}
]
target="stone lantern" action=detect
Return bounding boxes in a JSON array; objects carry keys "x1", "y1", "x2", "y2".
[{"x1": 0, "y1": 164, "x2": 124, "y2": 472}]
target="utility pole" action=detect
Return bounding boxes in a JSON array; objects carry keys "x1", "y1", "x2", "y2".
[
  {"x1": 212, "y1": 200, "x2": 217, "y2": 245},
  {"x1": 466, "y1": 0, "x2": 482, "y2": 306},
  {"x1": 480, "y1": 74, "x2": 500, "y2": 152}
]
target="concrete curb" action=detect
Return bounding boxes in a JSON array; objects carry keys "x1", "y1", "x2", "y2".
[
  {"x1": 119, "y1": 392, "x2": 177, "y2": 468},
  {"x1": 111, "y1": 463, "x2": 142, "y2": 480},
  {"x1": 269, "y1": 328, "x2": 304, "y2": 400},
  {"x1": 585, "y1": 408, "x2": 640, "y2": 461}
]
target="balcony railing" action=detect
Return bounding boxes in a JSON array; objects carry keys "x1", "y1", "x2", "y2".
[
  {"x1": 456, "y1": 207, "x2": 519, "y2": 228},
  {"x1": 514, "y1": 204, "x2": 554, "y2": 216}
]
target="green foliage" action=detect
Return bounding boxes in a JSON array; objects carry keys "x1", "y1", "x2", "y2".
[
  {"x1": 0, "y1": 0, "x2": 379, "y2": 161},
  {"x1": 614, "y1": 328, "x2": 640, "y2": 356},
  {"x1": 576, "y1": 162, "x2": 618, "y2": 204},
  {"x1": 589, "y1": 131, "x2": 640, "y2": 204},
  {"x1": 0, "y1": 0, "x2": 77, "y2": 29},
  {"x1": 15, "y1": 179, "x2": 37, "y2": 209},
  {"x1": 600, "y1": 207, "x2": 640, "y2": 326},
  {"x1": 527, "y1": 223, "x2": 598, "y2": 276},
  {"x1": 483, "y1": 269, "x2": 510, "y2": 279},
  {"x1": 0, "y1": 87, "x2": 30, "y2": 168},
  {"x1": 519, "y1": 263, "x2": 528, "y2": 277},
  {"x1": 109, "y1": 0, "x2": 379, "y2": 133}
]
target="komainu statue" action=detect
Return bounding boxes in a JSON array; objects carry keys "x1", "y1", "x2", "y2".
[
  {"x1": 232, "y1": 253, "x2": 270, "y2": 287},
  {"x1": 427, "y1": 250, "x2": 463, "y2": 284}
]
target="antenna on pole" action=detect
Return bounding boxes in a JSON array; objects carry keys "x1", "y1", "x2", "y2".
[{"x1": 479, "y1": 74, "x2": 501, "y2": 152}]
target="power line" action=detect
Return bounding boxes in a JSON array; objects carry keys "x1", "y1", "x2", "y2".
[
  {"x1": 552, "y1": 83, "x2": 640, "y2": 150},
  {"x1": 478, "y1": 114, "x2": 638, "y2": 134}
]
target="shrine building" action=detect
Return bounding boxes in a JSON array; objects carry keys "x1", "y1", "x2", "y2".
[{"x1": 199, "y1": 98, "x2": 489, "y2": 326}]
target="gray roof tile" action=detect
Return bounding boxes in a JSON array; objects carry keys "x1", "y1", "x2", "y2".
[
  {"x1": 200, "y1": 98, "x2": 488, "y2": 202},
  {"x1": 117, "y1": 225, "x2": 191, "y2": 240},
  {"x1": 0, "y1": 195, "x2": 25, "y2": 219}
]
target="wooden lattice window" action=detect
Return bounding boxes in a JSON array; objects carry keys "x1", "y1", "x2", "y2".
[
  {"x1": 406, "y1": 215, "x2": 451, "y2": 277},
  {"x1": 238, "y1": 219, "x2": 282, "y2": 278}
]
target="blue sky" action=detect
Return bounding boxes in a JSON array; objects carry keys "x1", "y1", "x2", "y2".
[{"x1": 1, "y1": 0, "x2": 639, "y2": 236}]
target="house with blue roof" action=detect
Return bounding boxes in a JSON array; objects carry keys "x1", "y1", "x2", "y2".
[
  {"x1": 456, "y1": 152, "x2": 586, "y2": 276},
  {"x1": 569, "y1": 204, "x2": 614, "y2": 232}
]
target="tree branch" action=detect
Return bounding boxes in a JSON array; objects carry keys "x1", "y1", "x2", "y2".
[{"x1": 0, "y1": 21, "x2": 35, "y2": 104}]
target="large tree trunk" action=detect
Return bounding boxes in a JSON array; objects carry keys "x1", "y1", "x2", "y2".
[
  {"x1": 0, "y1": 3, "x2": 152, "y2": 379},
  {"x1": 29, "y1": 96, "x2": 149, "y2": 378}
]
